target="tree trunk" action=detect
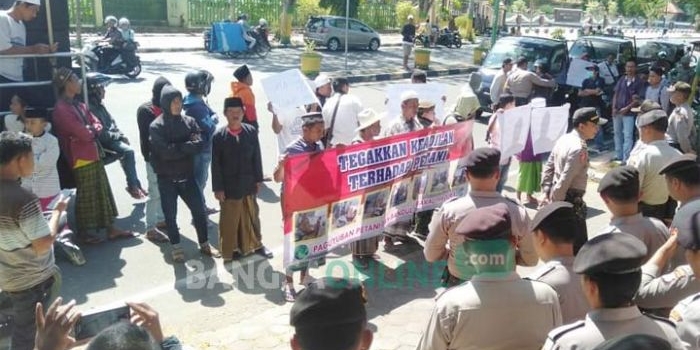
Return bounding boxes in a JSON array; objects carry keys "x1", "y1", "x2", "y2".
[{"x1": 280, "y1": 0, "x2": 296, "y2": 45}]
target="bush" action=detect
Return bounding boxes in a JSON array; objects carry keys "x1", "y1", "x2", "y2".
[
  {"x1": 538, "y1": 5, "x2": 554, "y2": 15},
  {"x1": 296, "y1": 0, "x2": 328, "y2": 27},
  {"x1": 396, "y1": 1, "x2": 417, "y2": 25},
  {"x1": 551, "y1": 27, "x2": 565, "y2": 40}
]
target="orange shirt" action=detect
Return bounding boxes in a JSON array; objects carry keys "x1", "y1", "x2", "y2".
[{"x1": 230, "y1": 81, "x2": 257, "y2": 122}]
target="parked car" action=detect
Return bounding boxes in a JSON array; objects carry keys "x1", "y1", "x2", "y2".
[
  {"x1": 569, "y1": 35, "x2": 642, "y2": 73},
  {"x1": 636, "y1": 39, "x2": 688, "y2": 73},
  {"x1": 304, "y1": 15, "x2": 381, "y2": 51},
  {"x1": 469, "y1": 36, "x2": 569, "y2": 112}
]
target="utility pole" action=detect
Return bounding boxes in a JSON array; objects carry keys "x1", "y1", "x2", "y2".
[{"x1": 490, "y1": 0, "x2": 499, "y2": 47}]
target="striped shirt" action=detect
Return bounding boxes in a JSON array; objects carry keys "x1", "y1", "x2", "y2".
[
  {"x1": 21, "y1": 132, "x2": 61, "y2": 199},
  {"x1": 0, "y1": 179, "x2": 57, "y2": 292}
]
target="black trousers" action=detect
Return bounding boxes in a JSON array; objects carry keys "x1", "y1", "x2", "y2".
[
  {"x1": 565, "y1": 190, "x2": 588, "y2": 255},
  {"x1": 639, "y1": 198, "x2": 677, "y2": 225}
]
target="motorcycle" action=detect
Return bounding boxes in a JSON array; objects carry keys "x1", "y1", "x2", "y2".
[
  {"x1": 415, "y1": 27, "x2": 462, "y2": 48},
  {"x1": 204, "y1": 25, "x2": 271, "y2": 58},
  {"x1": 76, "y1": 41, "x2": 142, "y2": 79}
]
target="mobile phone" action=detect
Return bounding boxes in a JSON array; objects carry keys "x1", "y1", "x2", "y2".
[
  {"x1": 46, "y1": 189, "x2": 75, "y2": 210},
  {"x1": 73, "y1": 304, "x2": 130, "y2": 340}
]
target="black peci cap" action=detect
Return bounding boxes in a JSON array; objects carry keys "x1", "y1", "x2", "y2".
[
  {"x1": 465, "y1": 147, "x2": 500, "y2": 172},
  {"x1": 290, "y1": 277, "x2": 367, "y2": 329},
  {"x1": 455, "y1": 203, "x2": 512, "y2": 240},
  {"x1": 529, "y1": 201, "x2": 574, "y2": 232},
  {"x1": 597, "y1": 166, "x2": 640, "y2": 198},
  {"x1": 573, "y1": 232, "x2": 647, "y2": 275}
]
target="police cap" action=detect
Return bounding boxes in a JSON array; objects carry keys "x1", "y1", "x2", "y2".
[
  {"x1": 455, "y1": 203, "x2": 511, "y2": 240},
  {"x1": 573, "y1": 232, "x2": 647, "y2": 275},
  {"x1": 290, "y1": 277, "x2": 367, "y2": 329}
]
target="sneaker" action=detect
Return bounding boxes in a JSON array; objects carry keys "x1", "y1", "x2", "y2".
[
  {"x1": 283, "y1": 283, "x2": 296, "y2": 302},
  {"x1": 55, "y1": 239, "x2": 86, "y2": 266}
]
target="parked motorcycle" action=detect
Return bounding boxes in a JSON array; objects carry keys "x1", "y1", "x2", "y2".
[
  {"x1": 415, "y1": 28, "x2": 462, "y2": 48},
  {"x1": 75, "y1": 41, "x2": 142, "y2": 79},
  {"x1": 203, "y1": 25, "x2": 271, "y2": 58}
]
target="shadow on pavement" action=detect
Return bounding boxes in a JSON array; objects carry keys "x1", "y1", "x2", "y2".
[{"x1": 224, "y1": 257, "x2": 286, "y2": 306}]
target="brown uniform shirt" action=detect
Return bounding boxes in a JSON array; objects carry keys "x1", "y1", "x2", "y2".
[{"x1": 542, "y1": 131, "x2": 589, "y2": 201}]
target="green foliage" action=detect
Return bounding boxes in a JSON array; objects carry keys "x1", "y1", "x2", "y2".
[
  {"x1": 510, "y1": 0, "x2": 527, "y2": 14},
  {"x1": 319, "y1": 0, "x2": 360, "y2": 17},
  {"x1": 454, "y1": 14, "x2": 470, "y2": 39},
  {"x1": 607, "y1": 1, "x2": 618, "y2": 17},
  {"x1": 640, "y1": 0, "x2": 665, "y2": 23},
  {"x1": 551, "y1": 27, "x2": 565, "y2": 40},
  {"x1": 297, "y1": 0, "x2": 328, "y2": 26},
  {"x1": 396, "y1": 1, "x2": 418, "y2": 25},
  {"x1": 538, "y1": 5, "x2": 554, "y2": 15},
  {"x1": 585, "y1": 0, "x2": 605, "y2": 18}
]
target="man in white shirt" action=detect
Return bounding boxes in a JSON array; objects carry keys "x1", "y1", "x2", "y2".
[
  {"x1": 489, "y1": 57, "x2": 513, "y2": 107},
  {"x1": 0, "y1": 0, "x2": 57, "y2": 111},
  {"x1": 321, "y1": 77, "x2": 363, "y2": 147}
]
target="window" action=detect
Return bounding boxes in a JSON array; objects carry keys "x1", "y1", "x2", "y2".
[{"x1": 550, "y1": 47, "x2": 567, "y2": 74}]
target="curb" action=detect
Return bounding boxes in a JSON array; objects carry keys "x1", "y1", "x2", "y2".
[
  {"x1": 339, "y1": 66, "x2": 478, "y2": 84},
  {"x1": 137, "y1": 42, "x2": 406, "y2": 53}
]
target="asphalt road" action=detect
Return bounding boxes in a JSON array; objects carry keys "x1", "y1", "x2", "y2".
[{"x1": 19, "y1": 49, "x2": 616, "y2": 349}]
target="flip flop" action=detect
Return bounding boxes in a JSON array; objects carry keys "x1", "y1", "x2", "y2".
[
  {"x1": 145, "y1": 229, "x2": 170, "y2": 243},
  {"x1": 199, "y1": 244, "x2": 222, "y2": 258},
  {"x1": 80, "y1": 234, "x2": 104, "y2": 245},
  {"x1": 108, "y1": 229, "x2": 138, "y2": 241},
  {"x1": 171, "y1": 247, "x2": 185, "y2": 263}
]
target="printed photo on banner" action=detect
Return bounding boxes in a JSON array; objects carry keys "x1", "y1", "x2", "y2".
[
  {"x1": 260, "y1": 68, "x2": 320, "y2": 111},
  {"x1": 427, "y1": 167, "x2": 450, "y2": 195},
  {"x1": 294, "y1": 206, "x2": 328, "y2": 243},
  {"x1": 331, "y1": 197, "x2": 362, "y2": 229},
  {"x1": 384, "y1": 83, "x2": 448, "y2": 125},
  {"x1": 362, "y1": 189, "x2": 389, "y2": 219},
  {"x1": 391, "y1": 179, "x2": 411, "y2": 206},
  {"x1": 411, "y1": 174, "x2": 427, "y2": 201},
  {"x1": 451, "y1": 165, "x2": 469, "y2": 198}
]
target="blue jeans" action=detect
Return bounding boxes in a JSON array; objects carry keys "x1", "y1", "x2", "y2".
[
  {"x1": 193, "y1": 150, "x2": 212, "y2": 194},
  {"x1": 145, "y1": 162, "x2": 164, "y2": 230},
  {"x1": 613, "y1": 115, "x2": 635, "y2": 161},
  {"x1": 7, "y1": 272, "x2": 61, "y2": 350},
  {"x1": 497, "y1": 162, "x2": 511, "y2": 193},
  {"x1": 157, "y1": 176, "x2": 209, "y2": 245},
  {"x1": 102, "y1": 140, "x2": 141, "y2": 188},
  {"x1": 593, "y1": 128, "x2": 605, "y2": 149}
]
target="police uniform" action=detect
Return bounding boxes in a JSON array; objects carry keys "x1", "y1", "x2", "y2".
[
  {"x1": 591, "y1": 334, "x2": 672, "y2": 350},
  {"x1": 542, "y1": 108, "x2": 607, "y2": 253},
  {"x1": 666, "y1": 83, "x2": 698, "y2": 154},
  {"x1": 668, "y1": 205, "x2": 700, "y2": 349},
  {"x1": 628, "y1": 109, "x2": 682, "y2": 222},
  {"x1": 542, "y1": 233, "x2": 687, "y2": 350},
  {"x1": 596, "y1": 166, "x2": 671, "y2": 262},
  {"x1": 526, "y1": 202, "x2": 590, "y2": 323},
  {"x1": 424, "y1": 148, "x2": 537, "y2": 286},
  {"x1": 417, "y1": 204, "x2": 562, "y2": 350},
  {"x1": 505, "y1": 58, "x2": 556, "y2": 105},
  {"x1": 638, "y1": 195, "x2": 700, "y2": 319}
]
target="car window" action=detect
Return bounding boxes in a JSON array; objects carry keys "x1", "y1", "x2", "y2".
[
  {"x1": 334, "y1": 19, "x2": 347, "y2": 29},
  {"x1": 350, "y1": 20, "x2": 370, "y2": 32},
  {"x1": 550, "y1": 46, "x2": 567, "y2": 74},
  {"x1": 483, "y1": 41, "x2": 555, "y2": 70},
  {"x1": 570, "y1": 39, "x2": 623, "y2": 62},
  {"x1": 306, "y1": 18, "x2": 325, "y2": 31}
]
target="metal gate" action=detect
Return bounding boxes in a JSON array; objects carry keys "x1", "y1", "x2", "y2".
[{"x1": 103, "y1": 0, "x2": 168, "y2": 26}]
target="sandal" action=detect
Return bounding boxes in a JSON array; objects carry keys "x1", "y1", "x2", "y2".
[
  {"x1": 126, "y1": 186, "x2": 145, "y2": 200},
  {"x1": 108, "y1": 228, "x2": 138, "y2": 241},
  {"x1": 199, "y1": 244, "x2": 222, "y2": 258},
  {"x1": 80, "y1": 233, "x2": 104, "y2": 245},
  {"x1": 171, "y1": 247, "x2": 185, "y2": 263},
  {"x1": 283, "y1": 284, "x2": 297, "y2": 302},
  {"x1": 146, "y1": 229, "x2": 170, "y2": 243}
]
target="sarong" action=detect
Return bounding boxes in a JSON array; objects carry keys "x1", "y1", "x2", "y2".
[
  {"x1": 219, "y1": 195, "x2": 262, "y2": 257},
  {"x1": 73, "y1": 161, "x2": 117, "y2": 233},
  {"x1": 517, "y1": 161, "x2": 542, "y2": 194}
]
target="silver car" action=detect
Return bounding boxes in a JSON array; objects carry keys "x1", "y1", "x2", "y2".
[{"x1": 304, "y1": 16, "x2": 381, "y2": 51}]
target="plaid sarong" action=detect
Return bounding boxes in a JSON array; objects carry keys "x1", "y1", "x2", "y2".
[{"x1": 73, "y1": 161, "x2": 117, "y2": 233}]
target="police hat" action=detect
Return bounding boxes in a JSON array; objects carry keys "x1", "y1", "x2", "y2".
[
  {"x1": 631, "y1": 99, "x2": 662, "y2": 114},
  {"x1": 636, "y1": 109, "x2": 667, "y2": 127},
  {"x1": 674, "y1": 205, "x2": 700, "y2": 250},
  {"x1": 572, "y1": 107, "x2": 607, "y2": 126},
  {"x1": 592, "y1": 334, "x2": 672, "y2": 350},
  {"x1": 455, "y1": 203, "x2": 511, "y2": 240},
  {"x1": 573, "y1": 232, "x2": 647, "y2": 275},
  {"x1": 597, "y1": 166, "x2": 640, "y2": 196},
  {"x1": 659, "y1": 154, "x2": 699, "y2": 176},
  {"x1": 465, "y1": 147, "x2": 500, "y2": 172},
  {"x1": 529, "y1": 201, "x2": 574, "y2": 233},
  {"x1": 301, "y1": 112, "x2": 324, "y2": 127},
  {"x1": 290, "y1": 277, "x2": 367, "y2": 329},
  {"x1": 233, "y1": 64, "x2": 251, "y2": 80}
]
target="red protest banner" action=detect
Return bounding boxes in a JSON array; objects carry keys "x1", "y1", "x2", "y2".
[{"x1": 282, "y1": 121, "x2": 474, "y2": 268}]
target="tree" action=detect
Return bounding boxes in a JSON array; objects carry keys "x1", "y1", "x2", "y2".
[
  {"x1": 640, "y1": 0, "x2": 664, "y2": 24},
  {"x1": 607, "y1": 1, "x2": 618, "y2": 17},
  {"x1": 419, "y1": 0, "x2": 435, "y2": 18},
  {"x1": 510, "y1": 0, "x2": 527, "y2": 14},
  {"x1": 319, "y1": 0, "x2": 360, "y2": 17},
  {"x1": 585, "y1": 0, "x2": 605, "y2": 19}
]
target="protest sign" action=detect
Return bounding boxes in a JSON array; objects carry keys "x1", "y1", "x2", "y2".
[
  {"x1": 498, "y1": 104, "x2": 532, "y2": 162},
  {"x1": 530, "y1": 103, "x2": 570, "y2": 155},
  {"x1": 566, "y1": 58, "x2": 595, "y2": 87},
  {"x1": 282, "y1": 121, "x2": 474, "y2": 268},
  {"x1": 385, "y1": 83, "x2": 448, "y2": 122},
  {"x1": 261, "y1": 69, "x2": 320, "y2": 111}
]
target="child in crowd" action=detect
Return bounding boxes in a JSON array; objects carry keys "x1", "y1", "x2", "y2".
[{"x1": 4, "y1": 94, "x2": 27, "y2": 133}]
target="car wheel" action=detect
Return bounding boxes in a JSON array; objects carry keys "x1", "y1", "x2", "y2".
[
  {"x1": 328, "y1": 38, "x2": 341, "y2": 51},
  {"x1": 369, "y1": 38, "x2": 380, "y2": 51}
]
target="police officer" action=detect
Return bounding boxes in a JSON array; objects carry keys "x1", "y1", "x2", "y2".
[
  {"x1": 661, "y1": 154, "x2": 700, "y2": 211},
  {"x1": 669, "y1": 208, "x2": 700, "y2": 348},
  {"x1": 505, "y1": 56, "x2": 556, "y2": 106},
  {"x1": 592, "y1": 334, "x2": 672, "y2": 350},
  {"x1": 542, "y1": 232, "x2": 687, "y2": 350},
  {"x1": 541, "y1": 107, "x2": 607, "y2": 253},
  {"x1": 289, "y1": 277, "x2": 372, "y2": 350},
  {"x1": 417, "y1": 204, "x2": 562, "y2": 350},
  {"x1": 628, "y1": 108, "x2": 682, "y2": 223},
  {"x1": 637, "y1": 198, "x2": 700, "y2": 317},
  {"x1": 666, "y1": 82, "x2": 698, "y2": 154},
  {"x1": 424, "y1": 147, "x2": 537, "y2": 287},
  {"x1": 527, "y1": 201, "x2": 590, "y2": 323},
  {"x1": 596, "y1": 166, "x2": 670, "y2": 262}
]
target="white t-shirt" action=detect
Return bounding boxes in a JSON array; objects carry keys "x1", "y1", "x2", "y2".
[
  {"x1": 275, "y1": 106, "x2": 305, "y2": 156},
  {"x1": 322, "y1": 93, "x2": 363, "y2": 146},
  {"x1": 0, "y1": 11, "x2": 26, "y2": 81}
]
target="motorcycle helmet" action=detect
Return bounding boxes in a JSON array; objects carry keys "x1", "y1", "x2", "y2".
[
  {"x1": 185, "y1": 70, "x2": 214, "y2": 96},
  {"x1": 118, "y1": 17, "x2": 130, "y2": 29},
  {"x1": 657, "y1": 51, "x2": 668, "y2": 60},
  {"x1": 104, "y1": 15, "x2": 117, "y2": 26},
  {"x1": 259, "y1": 18, "x2": 268, "y2": 26},
  {"x1": 85, "y1": 72, "x2": 112, "y2": 102},
  {"x1": 239, "y1": 14, "x2": 248, "y2": 21},
  {"x1": 533, "y1": 59, "x2": 548, "y2": 73}
]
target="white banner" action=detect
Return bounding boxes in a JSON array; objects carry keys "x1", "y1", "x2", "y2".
[
  {"x1": 498, "y1": 104, "x2": 532, "y2": 162},
  {"x1": 261, "y1": 69, "x2": 320, "y2": 111},
  {"x1": 566, "y1": 58, "x2": 595, "y2": 88},
  {"x1": 530, "y1": 104, "x2": 570, "y2": 155}
]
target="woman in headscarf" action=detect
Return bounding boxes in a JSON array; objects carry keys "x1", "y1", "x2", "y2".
[{"x1": 51, "y1": 67, "x2": 134, "y2": 244}]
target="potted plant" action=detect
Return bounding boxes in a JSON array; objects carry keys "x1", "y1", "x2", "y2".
[
  {"x1": 415, "y1": 46, "x2": 431, "y2": 70},
  {"x1": 300, "y1": 40, "x2": 322, "y2": 78}
]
